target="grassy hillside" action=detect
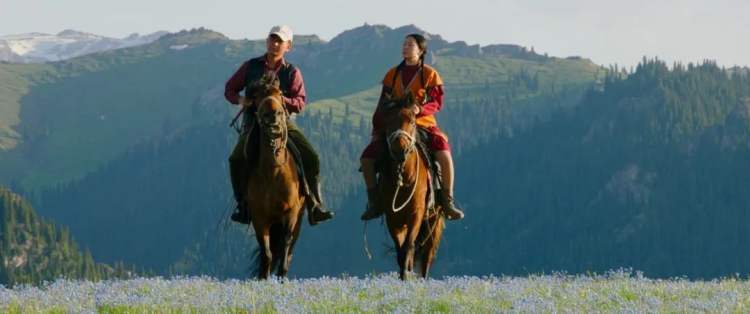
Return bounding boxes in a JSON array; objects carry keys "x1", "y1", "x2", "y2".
[
  {"x1": 0, "y1": 63, "x2": 54, "y2": 150},
  {"x1": 305, "y1": 54, "x2": 601, "y2": 125}
]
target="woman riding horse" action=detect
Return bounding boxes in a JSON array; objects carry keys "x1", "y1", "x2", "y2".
[
  {"x1": 375, "y1": 91, "x2": 447, "y2": 279},
  {"x1": 360, "y1": 33, "x2": 465, "y2": 221}
]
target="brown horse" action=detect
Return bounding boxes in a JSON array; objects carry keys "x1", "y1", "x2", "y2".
[
  {"x1": 245, "y1": 76, "x2": 305, "y2": 279},
  {"x1": 378, "y1": 92, "x2": 445, "y2": 280}
]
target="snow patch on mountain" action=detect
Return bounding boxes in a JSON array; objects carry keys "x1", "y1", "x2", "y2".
[{"x1": 0, "y1": 30, "x2": 168, "y2": 63}]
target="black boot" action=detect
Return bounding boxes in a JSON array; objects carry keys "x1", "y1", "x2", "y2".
[
  {"x1": 360, "y1": 188, "x2": 382, "y2": 220},
  {"x1": 307, "y1": 179, "x2": 334, "y2": 226},
  {"x1": 229, "y1": 157, "x2": 251, "y2": 225},
  {"x1": 439, "y1": 190, "x2": 465, "y2": 220},
  {"x1": 230, "y1": 199, "x2": 252, "y2": 224}
]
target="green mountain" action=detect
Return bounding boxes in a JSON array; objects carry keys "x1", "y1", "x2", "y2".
[
  {"x1": 0, "y1": 29, "x2": 245, "y2": 189},
  {"x1": 179, "y1": 59, "x2": 750, "y2": 280},
  {"x1": 15, "y1": 24, "x2": 600, "y2": 276},
  {"x1": 447, "y1": 60, "x2": 750, "y2": 278},
  {"x1": 12, "y1": 25, "x2": 750, "y2": 280},
  {"x1": 0, "y1": 25, "x2": 599, "y2": 191},
  {"x1": 41, "y1": 58, "x2": 750, "y2": 280},
  {"x1": 0, "y1": 186, "x2": 134, "y2": 285}
]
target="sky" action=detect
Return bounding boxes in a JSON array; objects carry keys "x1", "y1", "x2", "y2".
[{"x1": 1, "y1": 0, "x2": 748, "y2": 68}]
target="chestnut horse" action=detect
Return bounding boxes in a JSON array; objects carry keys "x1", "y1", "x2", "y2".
[
  {"x1": 378, "y1": 92, "x2": 445, "y2": 280},
  {"x1": 246, "y1": 76, "x2": 305, "y2": 279}
]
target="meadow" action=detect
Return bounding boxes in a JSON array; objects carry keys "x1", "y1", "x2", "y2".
[{"x1": 2, "y1": 270, "x2": 749, "y2": 313}]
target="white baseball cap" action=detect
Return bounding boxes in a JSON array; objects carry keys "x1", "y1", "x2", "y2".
[{"x1": 269, "y1": 25, "x2": 293, "y2": 42}]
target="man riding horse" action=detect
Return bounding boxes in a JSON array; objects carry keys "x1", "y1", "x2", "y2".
[{"x1": 224, "y1": 25, "x2": 334, "y2": 226}]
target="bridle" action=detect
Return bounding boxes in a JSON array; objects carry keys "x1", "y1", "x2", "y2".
[
  {"x1": 255, "y1": 95, "x2": 289, "y2": 166},
  {"x1": 385, "y1": 109, "x2": 420, "y2": 213}
]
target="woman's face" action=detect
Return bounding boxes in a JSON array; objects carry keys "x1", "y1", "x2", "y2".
[{"x1": 402, "y1": 37, "x2": 422, "y2": 61}]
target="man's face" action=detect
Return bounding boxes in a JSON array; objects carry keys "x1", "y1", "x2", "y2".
[{"x1": 266, "y1": 34, "x2": 291, "y2": 58}]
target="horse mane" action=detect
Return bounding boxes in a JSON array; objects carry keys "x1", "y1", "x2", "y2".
[
  {"x1": 247, "y1": 75, "x2": 282, "y2": 105},
  {"x1": 380, "y1": 90, "x2": 417, "y2": 112},
  {"x1": 252, "y1": 76, "x2": 285, "y2": 120}
]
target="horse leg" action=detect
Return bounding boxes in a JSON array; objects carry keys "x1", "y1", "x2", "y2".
[
  {"x1": 420, "y1": 216, "x2": 444, "y2": 279},
  {"x1": 285, "y1": 211, "x2": 304, "y2": 269},
  {"x1": 390, "y1": 226, "x2": 408, "y2": 280},
  {"x1": 276, "y1": 230, "x2": 292, "y2": 279},
  {"x1": 397, "y1": 244, "x2": 408, "y2": 281},
  {"x1": 277, "y1": 213, "x2": 300, "y2": 278},
  {"x1": 404, "y1": 241, "x2": 416, "y2": 279},
  {"x1": 420, "y1": 244, "x2": 437, "y2": 279},
  {"x1": 404, "y1": 222, "x2": 422, "y2": 279},
  {"x1": 254, "y1": 225, "x2": 272, "y2": 280}
]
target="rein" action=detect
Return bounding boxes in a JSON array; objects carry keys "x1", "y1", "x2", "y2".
[
  {"x1": 386, "y1": 122, "x2": 419, "y2": 213},
  {"x1": 419, "y1": 206, "x2": 440, "y2": 247}
]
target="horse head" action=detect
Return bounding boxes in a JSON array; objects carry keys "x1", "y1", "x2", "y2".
[
  {"x1": 250, "y1": 75, "x2": 285, "y2": 135},
  {"x1": 382, "y1": 91, "x2": 419, "y2": 164},
  {"x1": 251, "y1": 75, "x2": 288, "y2": 162}
]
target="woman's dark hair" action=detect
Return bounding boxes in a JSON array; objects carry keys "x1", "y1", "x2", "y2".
[
  {"x1": 397, "y1": 33, "x2": 428, "y2": 89},
  {"x1": 406, "y1": 33, "x2": 428, "y2": 62}
]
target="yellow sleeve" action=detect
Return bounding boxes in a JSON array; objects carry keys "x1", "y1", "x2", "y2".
[
  {"x1": 382, "y1": 68, "x2": 398, "y2": 89},
  {"x1": 430, "y1": 68, "x2": 444, "y2": 87}
]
